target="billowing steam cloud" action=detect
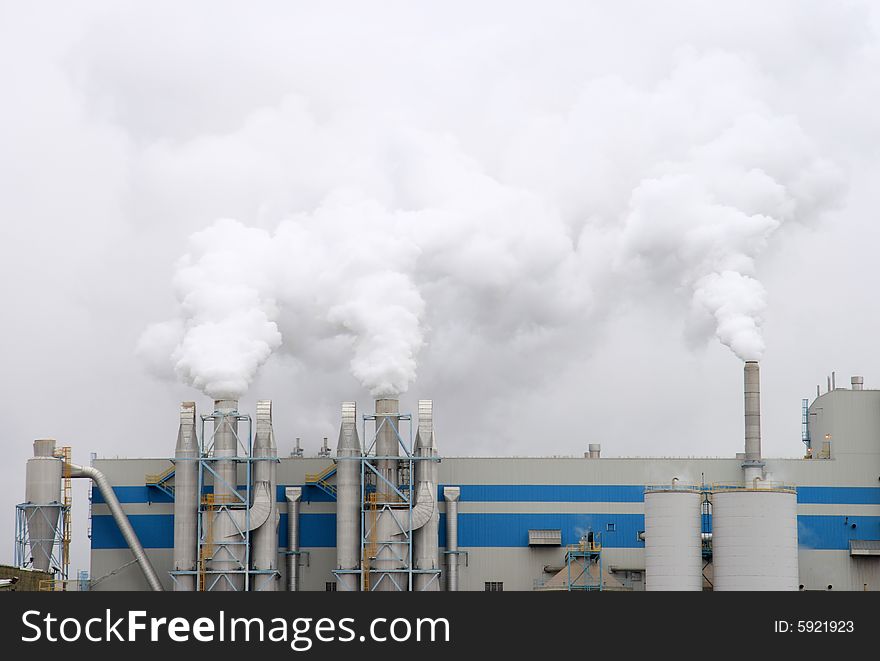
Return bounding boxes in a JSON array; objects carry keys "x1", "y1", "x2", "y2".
[{"x1": 138, "y1": 50, "x2": 842, "y2": 397}]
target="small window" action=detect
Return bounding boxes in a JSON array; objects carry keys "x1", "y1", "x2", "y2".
[
  {"x1": 606, "y1": 523, "x2": 616, "y2": 532},
  {"x1": 325, "y1": 582, "x2": 337, "y2": 592},
  {"x1": 484, "y1": 581, "x2": 504, "y2": 592}
]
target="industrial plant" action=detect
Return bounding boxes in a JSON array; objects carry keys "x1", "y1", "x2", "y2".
[{"x1": 13, "y1": 362, "x2": 880, "y2": 591}]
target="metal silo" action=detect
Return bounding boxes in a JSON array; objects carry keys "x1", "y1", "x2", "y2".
[
  {"x1": 24, "y1": 439, "x2": 63, "y2": 572},
  {"x1": 711, "y1": 487, "x2": 798, "y2": 591},
  {"x1": 644, "y1": 486, "x2": 703, "y2": 591}
]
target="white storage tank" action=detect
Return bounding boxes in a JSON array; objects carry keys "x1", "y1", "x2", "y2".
[
  {"x1": 711, "y1": 487, "x2": 798, "y2": 591},
  {"x1": 644, "y1": 487, "x2": 703, "y2": 591}
]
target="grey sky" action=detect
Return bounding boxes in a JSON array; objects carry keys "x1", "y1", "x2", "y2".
[{"x1": 2, "y1": 1, "x2": 879, "y2": 573}]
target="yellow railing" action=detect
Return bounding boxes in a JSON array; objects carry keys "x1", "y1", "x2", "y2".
[
  {"x1": 305, "y1": 463, "x2": 336, "y2": 484},
  {"x1": 145, "y1": 465, "x2": 175, "y2": 485},
  {"x1": 39, "y1": 579, "x2": 68, "y2": 592},
  {"x1": 53, "y1": 446, "x2": 72, "y2": 580},
  {"x1": 566, "y1": 540, "x2": 601, "y2": 554}
]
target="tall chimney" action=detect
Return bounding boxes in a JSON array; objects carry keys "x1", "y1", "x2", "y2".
[
  {"x1": 210, "y1": 399, "x2": 242, "y2": 591},
  {"x1": 743, "y1": 361, "x2": 764, "y2": 484}
]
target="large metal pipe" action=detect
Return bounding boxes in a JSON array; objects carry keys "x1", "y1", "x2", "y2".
[
  {"x1": 335, "y1": 401, "x2": 360, "y2": 591},
  {"x1": 743, "y1": 361, "x2": 764, "y2": 483},
  {"x1": 414, "y1": 400, "x2": 440, "y2": 591},
  {"x1": 443, "y1": 486, "x2": 460, "y2": 592},
  {"x1": 172, "y1": 402, "x2": 198, "y2": 591},
  {"x1": 375, "y1": 398, "x2": 400, "y2": 497},
  {"x1": 251, "y1": 400, "x2": 279, "y2": 591},
  {"x1": 210, "y1": 399, "x2": 244, "y2": 591},
  {"x1": 67, "y1": 462, "x2": 164, "y2": 591},
  {"x1": 24, "y1": 439, "x2": 63, "y2": 573},
  {"x1": 285, "y1": 487, "x2": 301, "y2": 591},
  {"x1": 373, "y1": 398, "x2": 402, "y2": 590}
]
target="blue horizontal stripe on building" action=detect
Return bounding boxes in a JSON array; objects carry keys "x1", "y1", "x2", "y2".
[
  {"x1": 94, "y1": 484, "x2": 880, "y2": 505},
  {"x1": 92, "y1": 485, "x2": 336, "y2": 505},
  {"x1": 90, "y1": 513, "x2": 880, "y2": 551}
]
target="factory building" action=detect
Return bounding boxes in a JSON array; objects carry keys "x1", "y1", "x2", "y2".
[{"x1": 14, "y1": 364, "x2": 880, "y2": 590}]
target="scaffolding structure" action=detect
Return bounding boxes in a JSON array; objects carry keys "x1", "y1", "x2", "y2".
[
  {"x1": 565, "y1": 534, "x2": 602, "y2": 591},
  {"x1": 167, "y1": 408, "x2": 280, "y2": 591},
  {"x1": 331, "y1": 409, "x2": 442, "y2": 591}
]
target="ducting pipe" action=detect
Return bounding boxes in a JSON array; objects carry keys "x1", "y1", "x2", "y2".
[
  {"x1": 173, "y1": 402, "x2": 198, "y2": 591},
  {"x1": 67, "y1": 462, "x2": 164, "y2": 591},
  {"x1": 251, "y1": 400, "x2": 279, "y2": 591},
  {"x1": 285, "y1": 487, "x2": 301, "y2": 592},
  {"x1": 443, "y1": 486, "x2": 460, "y2": 592}
]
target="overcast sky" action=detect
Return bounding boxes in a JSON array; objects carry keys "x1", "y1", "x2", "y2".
[{"x1": 3, "y1": 1, "x2": 879, "y2": 572}]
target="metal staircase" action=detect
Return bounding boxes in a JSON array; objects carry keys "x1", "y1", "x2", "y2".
[
  {"x1": 145, "y1": 465, "x2": 176, "y2": 499},
  {"x1": 305, "y1": 463, "x2": 338, "y2": 499}
]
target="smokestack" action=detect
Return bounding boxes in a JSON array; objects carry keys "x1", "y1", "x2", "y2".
[
  {"x1": 413, "y1": 400, "x2": 440, "y2": 591},
  {"x1": 210, "y1": 399, "x2": 243, "y2": 591},
  {"x1": 375, "y1": 399, "x2": 400, "y2": 496},
  {"x1": 743, "y1": 361, "x2": 764, "y2": 483},
  {"x1": 832, "y1": 371, "x2": 836, "y2": 390},
  {"x1": 251, "y1": 400, "x2": 279, "y2": 591},
  {"x1": 373, "y1": 398, "x2": 402, "y2": 590},
  {"x1": 852, "y1": 376, "x2": 864, "y2": 391},
  {"x1": 172, "y1": 402, "x2": 198, "y2": 591},
  {"x1": 335, "y1": 402, "x2": 360, "y2": 591},
  {"x1": 827, "y1": 376, "x2": 831, "y2": 393}
]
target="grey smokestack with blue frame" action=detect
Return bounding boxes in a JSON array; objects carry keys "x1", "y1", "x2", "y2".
[
  {"x1": 251, "y1": 399, "x2": 279, "y2": 590},
  {"x1": 335, "y1": 401, "x2": 361, "y2": 591},
  {"x1": 172, "y1": 402, "x2": 198, "y2": 591}
]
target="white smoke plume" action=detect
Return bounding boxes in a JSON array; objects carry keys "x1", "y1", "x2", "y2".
[{"x1": 138, "y1": 50, "x2": 842, "y2": 397}]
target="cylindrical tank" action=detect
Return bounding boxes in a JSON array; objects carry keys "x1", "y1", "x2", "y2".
[
  {"x1": 173, "y1": 402, "x2": 198, "y2": 591},
  {"x1": 644, "y1": 488, "x2": 703, "y2": 591},
  {"x1": 25, "y1": 439, "x2": 63, "y2": 572},
  {"x1": 335, "y1": 401, "x2": 360, "y2": 591},
  {"x1": 210, "y1": 399, "x2": 244, "y2": 591},
  {"x1": 711, "y1": 488, "x2": 798, "y2": 591},
  {"x1": 251, "y1": 400, "x2": 279, "y2": 591}
]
